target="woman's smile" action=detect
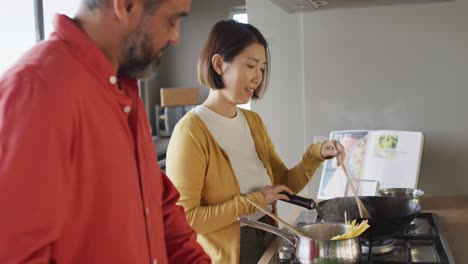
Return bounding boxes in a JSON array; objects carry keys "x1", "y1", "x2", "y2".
[{"x1": 245, "y1": 87, "x2": 255, "y2": 97}]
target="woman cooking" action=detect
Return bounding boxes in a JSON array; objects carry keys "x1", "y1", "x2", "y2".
[{"x1": 165, "y1": 19, "x2": 345, "y2": 264}]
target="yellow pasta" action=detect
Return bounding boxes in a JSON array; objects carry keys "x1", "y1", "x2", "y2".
[{"x1": 331, "y1": 211, "x2": 370, "y2": 240}]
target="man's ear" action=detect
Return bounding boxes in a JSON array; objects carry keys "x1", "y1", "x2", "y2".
[
  {"x1": 211, "y1": 54, "x2": 225, "y2": 76},
  {"x1": 112, "y1": 0, "x2": 143, "y2": 26}
]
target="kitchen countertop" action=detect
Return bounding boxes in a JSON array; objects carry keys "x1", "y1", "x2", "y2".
[{"x1": 258, "y1": 195, "x2": 468, "y2": 264}]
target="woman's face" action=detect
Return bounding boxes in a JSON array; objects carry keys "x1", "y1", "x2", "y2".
[{"x1": 219, "y1": 43, "x2": 267, "y2": 105}]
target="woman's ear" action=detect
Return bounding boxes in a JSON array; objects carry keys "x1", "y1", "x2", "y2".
[{"x1": 211, "y1": 54, "x2": 224, "y2": 76}]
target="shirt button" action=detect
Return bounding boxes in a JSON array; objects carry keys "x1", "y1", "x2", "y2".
[
  {"x1": 109, "y1": 76, "x2": 117, "y2": 85},
  {"x1": 145, "y1": 207, "x2": 150, "y2": 215},
  {"x1": 123, "y1": 106, "x2": 131, "y2": 113},
  {"x1": 153, "y1": 259, "x2": 158, "y2": 264}
]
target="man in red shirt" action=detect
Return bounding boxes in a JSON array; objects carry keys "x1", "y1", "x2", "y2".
[{"x1": 0, "y1": 0, "x2": 210, "y2": 263}]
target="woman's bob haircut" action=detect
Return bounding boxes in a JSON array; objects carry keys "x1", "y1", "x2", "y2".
[{"x1": 197, "y1": 19, "x2": 270, "y2": 100}]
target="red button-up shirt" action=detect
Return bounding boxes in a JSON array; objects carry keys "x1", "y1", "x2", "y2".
[{"x1": 0, "y1": 14, "x2": 210, "y2": 264}]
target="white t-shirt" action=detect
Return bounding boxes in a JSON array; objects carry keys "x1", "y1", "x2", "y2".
[{"x1": 192, "y1": 105, "x2": 272, "y2": 220}]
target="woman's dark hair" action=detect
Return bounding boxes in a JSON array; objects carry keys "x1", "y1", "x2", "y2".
[{"x1": 197, "y1": 19, "x2": 270, "y2": 100}]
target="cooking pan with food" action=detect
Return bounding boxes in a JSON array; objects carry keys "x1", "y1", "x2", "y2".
[
  {"x1": 280, "y1": 193, "x2": 421, "y2": 239},
  {"x1": 238, "y1": 216, "x2": 361, "y2": 264}
]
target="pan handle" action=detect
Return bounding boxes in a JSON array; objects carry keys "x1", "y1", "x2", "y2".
[
  {"x1": 237, "y1": 216, "x2": 297, "y2": 247},
  {"x1": 280, "y1": 192, "x2": 316, "y2": 210}
]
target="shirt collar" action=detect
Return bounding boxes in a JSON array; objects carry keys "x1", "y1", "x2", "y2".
[{"x1": 51, "y1": 14, "x2": 137, "y2": 89}]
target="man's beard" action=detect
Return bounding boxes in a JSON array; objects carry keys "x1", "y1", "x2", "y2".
[{"x1": 118, "y1": 27, "x2": 165, "y2": 80}]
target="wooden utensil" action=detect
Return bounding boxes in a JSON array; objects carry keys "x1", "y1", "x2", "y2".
[
  {"x1": 246, "y1": 198, "x2": 308, "y2": 237},
  {"x1": 341, "y1": 164, "x2": 373, "y2": 219}
]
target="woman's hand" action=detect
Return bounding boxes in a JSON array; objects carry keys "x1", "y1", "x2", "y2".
[
  {"x1": 321, "y1": 140, "x2": 346, "y2": 167},
  {"x1": 260, "y1": 185, "x2": 294, "y2": 205}
]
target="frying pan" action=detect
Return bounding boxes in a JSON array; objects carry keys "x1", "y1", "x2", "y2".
[{"x1": 280, "y1": 193, "x2": 421, "y2": 239}]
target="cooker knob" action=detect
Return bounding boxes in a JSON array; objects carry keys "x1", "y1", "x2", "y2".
[
  {"x1": 278, "y1": 251, "x2": 292, "y2": 262},
  {"x1": 278, "y1": 245, "x2": 294, "y2": 262}
]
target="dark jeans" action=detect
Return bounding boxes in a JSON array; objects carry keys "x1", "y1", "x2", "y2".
[{"x1": 239, "y1": 217, "x2": 275, "y2": 264}]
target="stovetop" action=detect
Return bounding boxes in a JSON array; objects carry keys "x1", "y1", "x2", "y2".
[{"x1": 272, "y1": 212, "x2": 454, "y2": 264}]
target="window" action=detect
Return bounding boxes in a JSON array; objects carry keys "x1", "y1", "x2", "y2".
[
  {"x1": 232, "y1": 13, "x2": 248, "y2": 24},
  {"x1": 43, "y1": 1, "x2": 79, "y2": 38},
  {"x1": 0, "y1": 2, "x2": 79, "y2": 77},
  {"x1": 230, "y1": 6, "x2": 251, "y2": 110},
  {"x1": 0, "y1": 3, "x2": 36, "y2": 76},
  {"x1": 230, "y1": 6, "x2": 248, "y2": 24}
]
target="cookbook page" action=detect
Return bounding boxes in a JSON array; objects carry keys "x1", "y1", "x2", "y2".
[
  {"x1": 361, "y1": 130, "x2": 424, "y2": 189},
  {"x1": 318, "y1": 130, "x2": 370, "y2": 199}
]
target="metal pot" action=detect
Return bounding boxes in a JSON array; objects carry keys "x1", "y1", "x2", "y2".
[
  {"x1": 377, "y1": 188, "x2": 424, "y2": 204},
  {"x1": 238, "y1": 216, "x2": 361, "y2": 264}
]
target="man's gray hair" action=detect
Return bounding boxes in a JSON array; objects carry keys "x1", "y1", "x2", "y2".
[{"x1": 83, "y1": 0, "x2": 161, "y2": 14}]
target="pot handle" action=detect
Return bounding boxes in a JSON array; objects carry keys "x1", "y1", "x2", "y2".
[
  {"x1": 237, "y1": 216, "x2": 296, "y2": 247},
  {"x1": 280, "y1": 192, "x2": 316, "y2": 210}
]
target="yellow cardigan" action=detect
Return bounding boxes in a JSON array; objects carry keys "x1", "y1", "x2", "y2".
[{"x1": 166, "y1": 109, "x2": 324, "y2": 264}]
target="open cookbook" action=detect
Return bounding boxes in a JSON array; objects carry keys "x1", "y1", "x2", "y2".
[{"x1": 317, "y1": 130, "x2": 424, "y2": 200}]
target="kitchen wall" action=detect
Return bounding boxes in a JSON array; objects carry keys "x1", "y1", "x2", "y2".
[
  {"x1": 247, "y1": 0, "x2": 468, "y2": 197},
  {"x1": 245, "y1": 0, "x2": 307, "y2": 219},
  {"x1": 247, "y1": 1, "x2": 306, "y2": 171},
  {"x1": 141, "y1": 0, "x2": 245, "y2": 133}
]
